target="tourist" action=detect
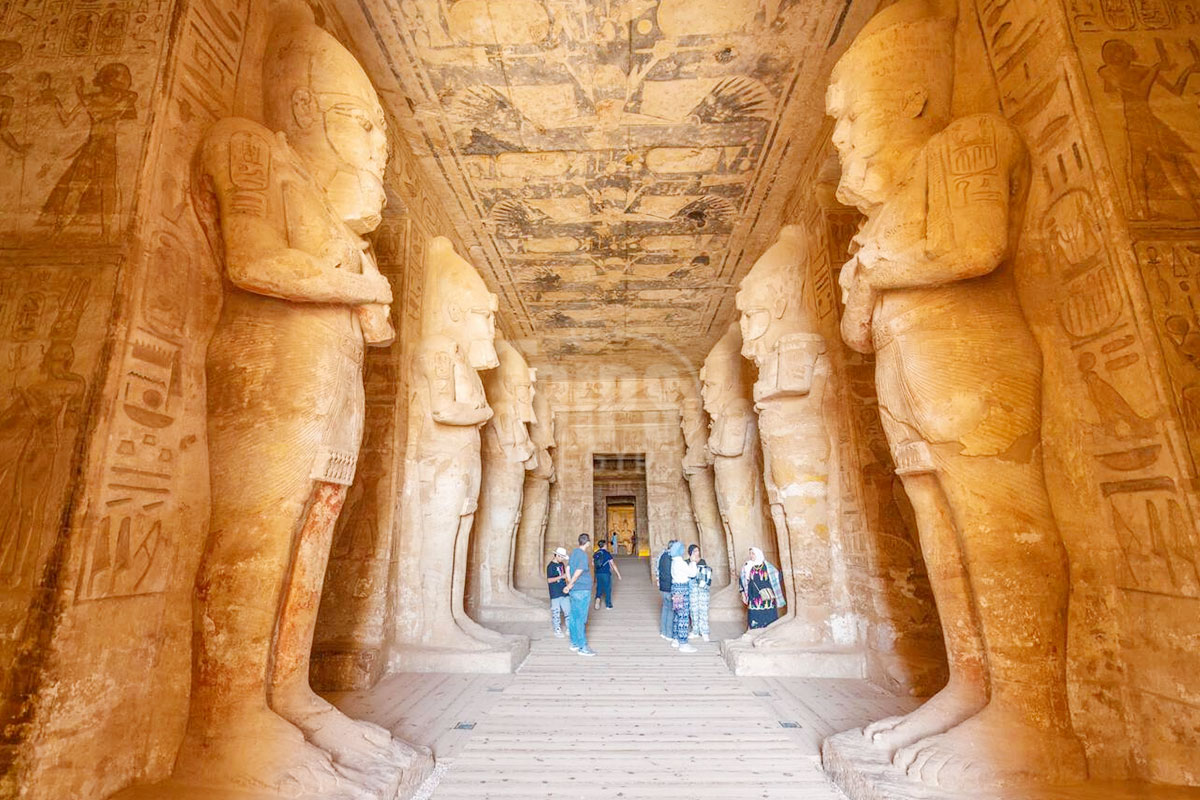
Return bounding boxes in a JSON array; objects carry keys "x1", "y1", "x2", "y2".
[
  {"x1": 592, "y1": 539, "x2": 621, "y2": 610},
  {"x1": 670, "y1": 541, "x2": 698, "y2": 652},
  {"x1": 687, "y1": 544, "x2": 713, "y2": 642},
  {"x1": 655, "y1": 539, "x2": 676, "y2": 640},
  {"x1": 546, "y1": 547, "x2": 570, "y2": 638},
  {"x1": 563, "y1": 533, "x2": 597, "y2": 656},
  {"x1": 630, "y1": 532, "x2": 638, "y2": 556},
  {"x1": 609, "y1": 529, "x2": 618, "y2": 553},
  {"x1": 739, "y1": 547, "x2": 784, "y2": 629}
]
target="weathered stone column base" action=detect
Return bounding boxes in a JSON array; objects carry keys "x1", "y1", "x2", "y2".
[
  {"x1": 109, "y1": 745, "x2": 433, "y2": 800},
  {"x1": 708, "y1": 585, "x2": 747, "y2": 622},
  {"x1": 821, "y1": 730, "x2": 1174, "y2": 800},
  {"x1": 473, "y1": 603, "x2": 548, "y2": 624},
  {"x1": 387, "y1": 638, "x2": 529, "y2": 674},
  {"x1": 721, "y1": 638, "x2": 865, "y2": 677}
]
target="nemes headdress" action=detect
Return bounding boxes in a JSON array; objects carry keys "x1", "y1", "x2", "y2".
[{"x1": 827, "y1": 0, "x2": 958, "y2": 116}]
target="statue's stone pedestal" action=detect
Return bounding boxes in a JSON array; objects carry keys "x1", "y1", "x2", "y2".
[
  {"x1": 708, "y1": 586, "x2": 746, "y2": 622},
  {"x1": 821, "y1": 730, "x2": 1180, "y2": 800},
  {"x1": 722, "y1": 638, "x2": 865, "y2": 677},
  {"x1": 473, "y1": 603, "x2": 546, "y2": 625},
  {"x1": 109, "y1": 747, "x2": 433, "y2": 800},
  {"x1": 389, "y1": 638, "x2": 529, "y2": 674}
]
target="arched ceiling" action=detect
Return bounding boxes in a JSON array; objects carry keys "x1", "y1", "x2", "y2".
[{"x1": 343, "y1": 0, "x2": 874, "y2": 376}]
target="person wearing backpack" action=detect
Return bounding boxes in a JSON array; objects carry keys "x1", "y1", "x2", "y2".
[{"x1": 655, "y1": 539, "x2": 676, "y2": 640}]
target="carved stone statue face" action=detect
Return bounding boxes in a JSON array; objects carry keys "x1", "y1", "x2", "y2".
[
  {"x1": 458, "y1": 293, "x2": 499, "y2": 370},
  {"x1": 735, "y1": 226, "x2": 808, "y2": 365},
  {"x1": 518, "y1": 369, "x2": 537, "y2": 424},
  {"x1": 701, "y1": 323, "x2": 743, "y2": 415},
  {"x1": 530, "y1": 388, "x2": 555, "y2": 450},
  {"x1": 424, "y1": 237, "x2": 500, "y2": 369},
  {"x1": 264, "y1": 18, "x2": 389, "y2": 234},
  {"x1": 826, "y1": 0, "x2": 955, "y2": 210}
]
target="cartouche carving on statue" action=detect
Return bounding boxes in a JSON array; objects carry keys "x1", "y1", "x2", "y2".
[
  {"x1": 734, "y1": 225, "x2": 836, "y2": 650},
  {"x1": 825, "y1": 0, "x2": 1086, "y2": 788},
  {"x1": 179, "y1": 14, "x2": 427, "y2": 800},
  {"x1": 701, "y1": 322, "x2": 773, "y2": 610},
  {"x1": 514, "y1": 385, "x2": 556, "y2": 591},
  {"x1": 468, "y1": 338, "x2": 544, "y2": 620},
  {"x1": 390, "y1": 235, "x2": 526, "y2": 667},
  {"x1": 676, "y1": 383, "x2": 730, "y2": 590}
]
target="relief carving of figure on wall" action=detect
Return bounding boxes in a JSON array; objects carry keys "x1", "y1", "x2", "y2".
[
  {"x1": 826, "y1": 0, "x2": 1086, "y2": 788},
  {"x1": 0, "y1": 280, "x2": 88, "y2": 587},
  {"x1": 180, "y1": 14, "x2": 426, "y2": 799},
  {"x1": 1098, "y1": 38, "x2": 1200, "y2": 219},
  {"x1": 40, "y1": 62, "x2": 138, "y2": 240}
]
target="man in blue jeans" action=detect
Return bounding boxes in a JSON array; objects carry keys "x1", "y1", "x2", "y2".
[
  {"x1": 563, "y1": 533, "x2": 596, "y2": 656},
  {"x1": 592, "y1": 539, "x2": 622, "y2": 610}
]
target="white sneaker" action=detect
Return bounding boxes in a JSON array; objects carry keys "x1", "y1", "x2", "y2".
[
  {"x1": 671, "y1": 640, "x2": 679, "y2": 649},
  {"x1": 553, "y1": 630, "x2": 564, "y2": 638},
  {"x1": 701, "y1": 634, "x2": 710, "y2": 642},
  {"x1": 594, "y1": 599, "x2": 601, "y2": 610},
  {"x1": 660, "y1": 634, "x2": 671, "y2": 641},
  {"x1": 569, "y1": 644, "x2": 580, "y2": 652},
  {"x1": 678, "y1": 644, "x2": 698, "y2": 654}
]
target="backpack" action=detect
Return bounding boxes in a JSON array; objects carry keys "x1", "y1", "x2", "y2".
[{"x1": 657, "y1": 551, "x2": 672, "y2": 592}]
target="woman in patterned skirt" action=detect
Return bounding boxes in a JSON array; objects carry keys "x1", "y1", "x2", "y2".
[
  {"x1": 669, "y1": 540, "x2": 698, "y2": 652},
  {"x1": 739, "y1": 546, "x2": 784, "y2": 630}
]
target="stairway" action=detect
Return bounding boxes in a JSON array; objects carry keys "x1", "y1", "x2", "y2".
[{"x1": 333, "y1": 556, "x2": 911, "y2": 799}]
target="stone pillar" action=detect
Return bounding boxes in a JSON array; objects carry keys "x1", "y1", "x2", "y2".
[
  {"x1": 513, "y1": 383, "x2": 555, "y2": 591},
  {"x1": 467, "y1": 338, "x2": 544, "y2": 623},
  {"x1": 386, "y1": 237, "x2": 527, "y2": 674},
  {"x1": 677, "y1": 386, "x2": 731, "y2": 589}
]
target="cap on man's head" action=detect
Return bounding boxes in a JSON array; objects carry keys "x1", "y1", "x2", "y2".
[{"x1": 554, "y1": 547, "x2": 569, "y2": 558}]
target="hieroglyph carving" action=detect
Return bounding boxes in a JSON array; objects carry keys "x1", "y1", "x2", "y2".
[
  {"x1": 826, "y1": 0, "x2": 1086, "y2": 788},
  {"x1": 178, "y1": 15, "x2": 425, "y2": 799}
]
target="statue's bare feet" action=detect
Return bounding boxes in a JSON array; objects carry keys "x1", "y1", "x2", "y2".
[
  {"x1": 862, "y1": 677, "x2": 986, "y2": 752},
  {"x1": 174, "y1": 708, "x2": 375, "y2": 800},
  {"x1": 274, "y1": 687, "x2": 431, "y2": 795},
  {"x1": 893, "y1": 704, "x2": 1087, "y2": 790}
]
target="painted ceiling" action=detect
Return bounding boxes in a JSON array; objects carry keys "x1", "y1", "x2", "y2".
[{"x1": 349, "y1": 0, "x2": 867, "y2": 373}]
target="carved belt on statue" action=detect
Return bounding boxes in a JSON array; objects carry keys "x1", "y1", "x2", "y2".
[{"x1": 309, "y1": 329, "x2": 366, "y2": 486}]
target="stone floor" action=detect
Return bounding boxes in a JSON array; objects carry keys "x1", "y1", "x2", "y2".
[{"x1": 333, "y1": 557, "x2": 915, "y2": 800}]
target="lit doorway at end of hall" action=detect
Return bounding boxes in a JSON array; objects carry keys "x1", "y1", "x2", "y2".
[{"x1": 592, "y1": 453, "x2": 648, "y2": 557}]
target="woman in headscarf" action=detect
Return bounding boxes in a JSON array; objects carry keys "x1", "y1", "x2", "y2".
[
  {"x1": 739, "y1": 546, "x2": 784, "y2": 630},
  {"x1": 669, "y1": 540, "x2": 698, "y2": 652}
]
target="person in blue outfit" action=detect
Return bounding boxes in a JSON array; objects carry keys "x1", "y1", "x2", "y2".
[
  {"x1": 592, "y1": 539, "x2": 622, "y2": 610},
  {"x1": 563, "y1": 533, "x2": 597, "y2": 656}
]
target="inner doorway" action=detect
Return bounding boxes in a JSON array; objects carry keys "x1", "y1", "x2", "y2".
[
  {"x1": 592, "y1": 453, "x2": 648, "y2": 556},
  {"x1": 605, "y1": 498, "x2": 636, "y2": 555}
]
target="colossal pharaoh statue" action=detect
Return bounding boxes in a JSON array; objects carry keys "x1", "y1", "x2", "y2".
[
  {"x1": 823, "y1": 0, "x2": 1086, "y2": 789},
  {"x1": 729, "y1": 226, "x2": 839, "y2": 656},
  {"x1": 180, "y1": 15, "x2": 428, "y2": 799},
  {"x1": 467, "y1": 338, "x2": 545, "y2": 622},
  {"x1": 513, "y1": 385, "x2": 555, "y2": 591},
  {"x1": 677, "y1": 384, "x2": 730, "y2": 590},
  {"x1": 389, "y1": 237, "x2": 527, "y2": 672},
  {"x1": 701, "y1": 323, "x2": 774, "y2": 616}
]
